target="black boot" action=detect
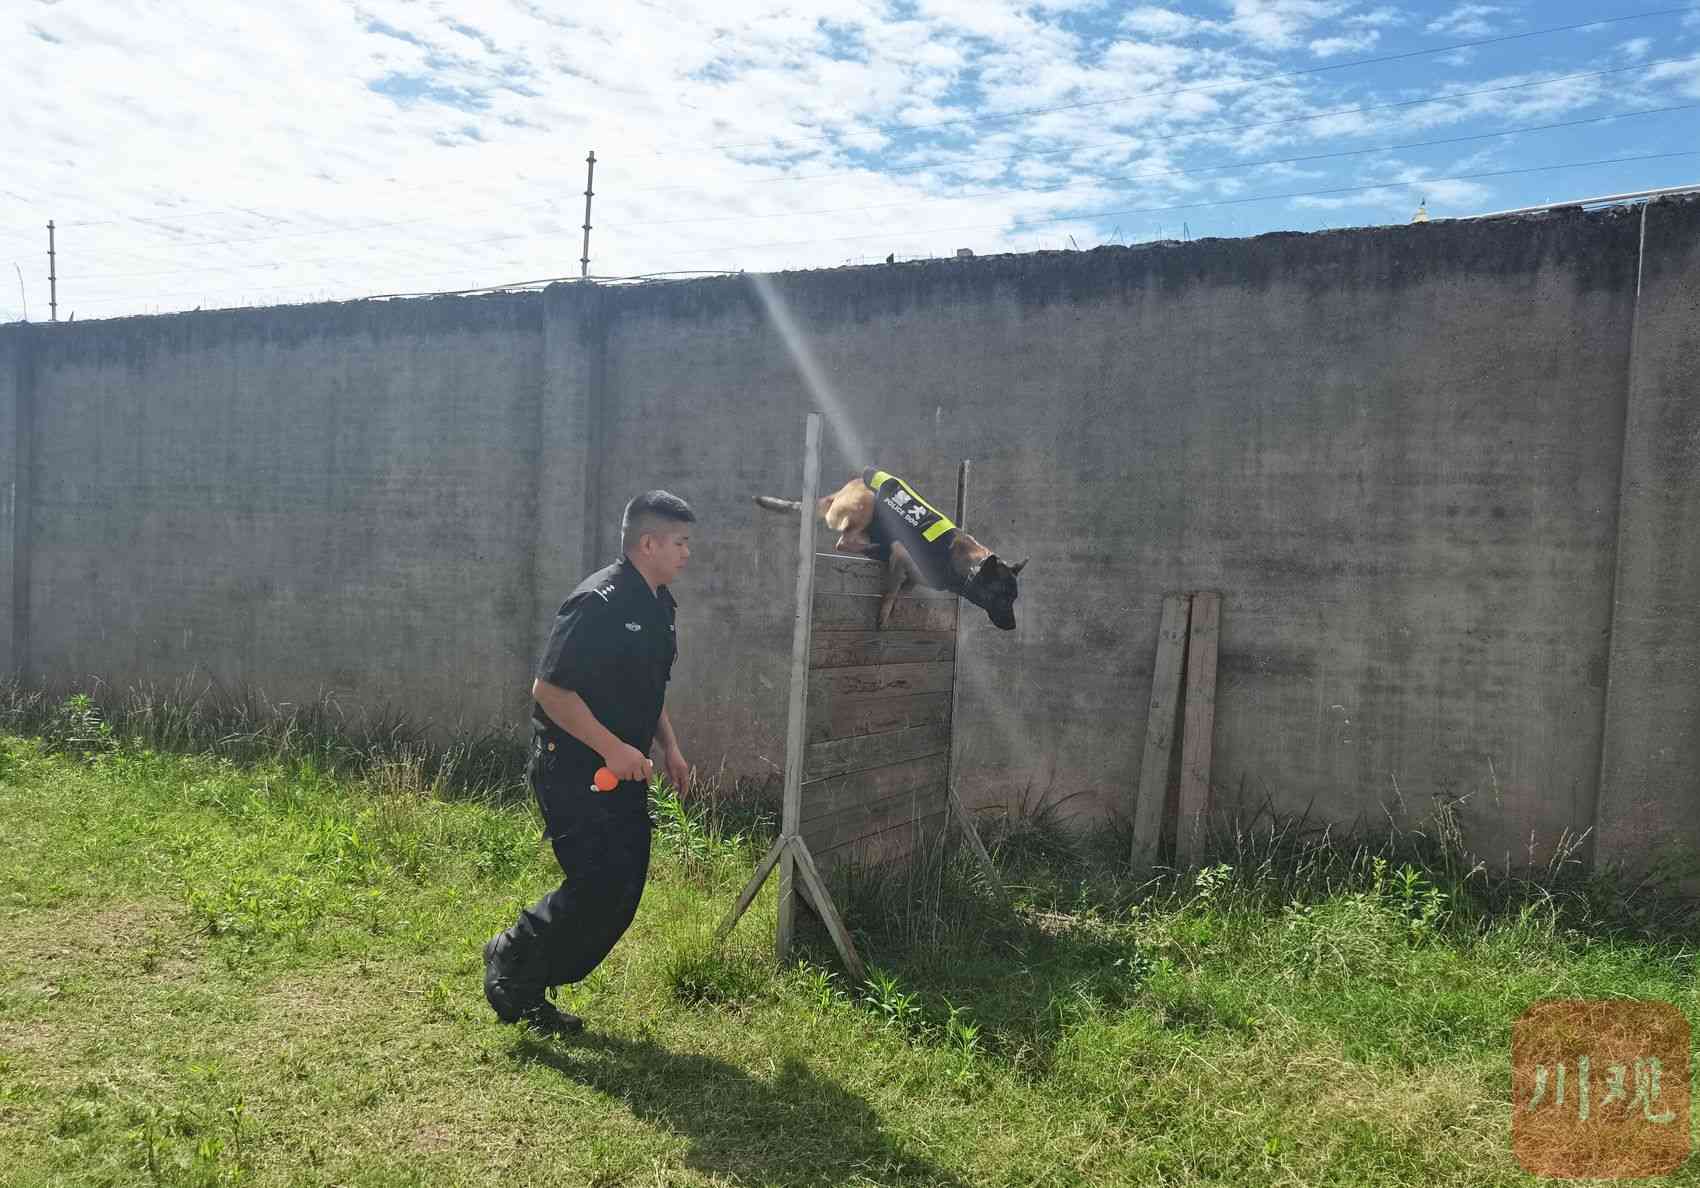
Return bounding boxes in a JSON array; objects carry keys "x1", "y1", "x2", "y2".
[
  {"x1": 519, "y1": 994, "x2": 584, "y2": 1036},
  {"x1": 483, "y1": 932, "x2": 542, "y2": 1024}
]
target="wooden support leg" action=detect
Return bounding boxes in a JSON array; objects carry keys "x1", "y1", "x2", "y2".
[
  {"x1": 1177, "y1": 591, "x2": 1221, "y2": 869},
  {"x1": 715, "y1": 835, "x2": 788, "y2": 943},
  {"x1": 788, "y1": 836, "x2": 868, "y2": 985},
  {"x1": 1131, "y1": 593, "x2": 1192, "y2": 873}
]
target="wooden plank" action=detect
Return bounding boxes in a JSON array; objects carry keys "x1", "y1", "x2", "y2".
[
  {"x1": 801, "y1": 783, "x2": 952, "y2": 854},
  {"x1": 808, "y1": 661, "x2": 954, "y2": 704},
  {"x1": 1130, "y1": 593, "x2": 1192, "y2": 871},
  {"x1": 800, "y1": 753, "x2": 950, "y2": 821},
  {"x1": 714, "y1": 835, "x2": 787, "y2": 942},
  {"x1": 777, "y1": 413, "x2": 822, "y2": 964},
  {"x1": 811, "y1": 629, "x2": 956, "y2": 669},
  {"x1": 788, "y1": 837, "x2": 867, "y2": 984},
  {"x1": 805, "y1": 692, "x2": 951, "y2": 746},
  {"x1": 812, "y1": 554, "x2": 955, "y2": 599},
  {"x1": 812, "y1": 809, "x2": 951, "y2": 869},
  {"x1": 804, "y1": 721, "x2": 950, "y2": 782},
  {"x1": 1176, "y1": 591, "x2": 1221, "y2": 869},
  {"x1": 811, "y1": 593, "x2": 957, "y2": 633}
]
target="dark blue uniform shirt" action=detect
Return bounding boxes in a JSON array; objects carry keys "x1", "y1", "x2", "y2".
[{"x1": 532, "y1": 557, "x2": 677, "y2": 771}]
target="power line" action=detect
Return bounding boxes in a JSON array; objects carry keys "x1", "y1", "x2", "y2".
[
  {"x1": 65, "y1": 268, "x2": 742, "y2": 310},
  {"x1": 660, "y1": 150, "x2": 1700, "y2": 258},
  {"x1": 62, "y1": 149, "x2": 1700, "y2": 313},
  {"x1": 59, "y1": 57, "x2": 1700, "y2": 283},
  {"x1": 656, "y1": 55, "x2": 1700, "y2": 192},
  {"x1": 44, "y1": 54, "x2": 1698, "y2": 271},
  {"x1": 20, "y1": 3, "x2": 1694, "y2": 247},
  {"x1": 677, "y1": 5, "x2": 1700, "y2": 155},
  {"x1": 9, "y1": 21, "x2": 1695, "y2": 252},
  {"x1": 605, "y1": 103, "x2": 1700, "y2": 230}
]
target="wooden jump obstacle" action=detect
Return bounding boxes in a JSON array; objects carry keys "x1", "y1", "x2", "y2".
[{"x1": 716, "y1": 413, "x2": 1001, "y2": 983}]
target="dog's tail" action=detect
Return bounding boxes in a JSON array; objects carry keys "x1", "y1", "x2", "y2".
[{"x1": 753, "y1": 495, "x2": 804, "y2": 513}]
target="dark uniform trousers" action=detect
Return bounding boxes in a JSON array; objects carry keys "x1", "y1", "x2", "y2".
[{"x1": 501, "y1": 737, "x2": 654, "y2": 993}]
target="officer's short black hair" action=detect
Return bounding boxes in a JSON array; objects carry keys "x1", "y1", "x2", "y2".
[{"x1": 621, "y1": 490, "x2": 696, "y2": 552}]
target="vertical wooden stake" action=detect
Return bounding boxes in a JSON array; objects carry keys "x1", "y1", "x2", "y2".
[
  {"x1": 776, "y1": 412, "x2": 822, "y2": 965},
  {"x1": 943, "y1": 459, "x2": 1002, "y2": 895},
  {"x1": 1176, "y1": 591, "x2": 1221, "y2": 869},
  {"x1": 1131, "y1": 593, "x2": 1191, "y2": 872}
]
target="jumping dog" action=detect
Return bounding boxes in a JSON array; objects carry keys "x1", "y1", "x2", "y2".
[{"x1": 756, "y1": 467, "x2": 1026, "y2": 630}]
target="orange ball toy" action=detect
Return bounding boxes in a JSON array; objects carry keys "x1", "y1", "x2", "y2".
[{"x1": 591, "y1": 767, "x2": 619, "y2": 792}]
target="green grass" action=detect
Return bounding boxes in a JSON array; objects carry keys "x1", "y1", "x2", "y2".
[{"x1": 1, "y1": 688, "x2": 1697, "y2": 1186}]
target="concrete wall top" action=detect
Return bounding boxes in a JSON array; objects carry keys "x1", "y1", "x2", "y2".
[{"x1": 583, "y1": 207, "x2": 1639, "y2": 326}]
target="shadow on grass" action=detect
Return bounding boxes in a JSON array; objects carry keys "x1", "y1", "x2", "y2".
[
  {"x1": 512, "y1": 1031, "x2": 968, "y2": 1187},
  {"x1": 788, "y1": 906, "x2": 1145, "y2": 1072}
]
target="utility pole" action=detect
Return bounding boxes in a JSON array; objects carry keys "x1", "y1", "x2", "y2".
[
  {"x1": 580, "y1": 150, "x2": 596, "y2": 280},
  {"x1": 47, "y1": 220, "x2": 57, "y2": 322}
]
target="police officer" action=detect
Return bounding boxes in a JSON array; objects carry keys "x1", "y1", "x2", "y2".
[{"x1": 483, "y1": 490, "x2": 695, "y2": 1034}]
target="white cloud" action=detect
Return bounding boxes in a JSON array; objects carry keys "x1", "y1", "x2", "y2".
[
  {"x1": 1309, "y1": 30, "x2": 1379, "y2": 57},
  {"x1": 1426, "y1": 5, "x2": 1508, "y2": 39},
  {"x1": 1, "y1": 0, "x2": 1694, "y2": 322},
  {"x1": 1121, "y1": 6, "x2": 1220, "y2": 39},
  {"x1": 1291, "y1": 187, "x2": 1396, "y2": 209},
  {"x1": 1225, "y1": 0, "x2": 1347, "y2": 51},
  {"x1": 1344, "y1": 6, "x2": 1402, "y2": 29},
  {"x1": 1420, "y1": 177, "x2": 1492, "y2": 207},
  {"x1": 1643, "y1": 55, "x2": 1700, "y2": 100}
]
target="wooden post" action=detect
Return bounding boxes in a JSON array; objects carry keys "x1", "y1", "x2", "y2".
[
  {"x1": 775, "y1": 412, "x2": 822, "y2": 964},
  {"x1": 1176, "y1": 591, "x2": 1220, "y2": 868},
  {"x1": 945, "y1": 459, "x2": 969, "y2": 804},
  {"x1": 1130, "y1": 593, "x2": 1191, "y2": 871},
  {"x1": 943, "y1": 459, "x2": 1004, "y2": 896}
]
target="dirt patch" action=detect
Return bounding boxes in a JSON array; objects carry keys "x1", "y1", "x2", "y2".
[
  {"x1": 0, "y1": 900, "x2": 205, "y2": 984},
  {"x1": 414, "y1": 1122, "x2": 458, "y2": 1153},
  {"x1": 0, "y1": 900, "x2": 213, "y2": 1074}
]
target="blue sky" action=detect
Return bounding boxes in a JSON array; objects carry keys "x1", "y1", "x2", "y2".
[{"x1": 2, "y1": 1, "x2": 1697, "y2": 320}]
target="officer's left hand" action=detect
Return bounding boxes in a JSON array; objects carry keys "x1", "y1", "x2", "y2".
[{"x1": 664, "y1": 745, "x2": 691, "y2": 798}]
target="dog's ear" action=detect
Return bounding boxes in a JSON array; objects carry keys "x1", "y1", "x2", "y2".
[{"x1": 1009, "y1": 557, "x2": 1028, "y2": 576}]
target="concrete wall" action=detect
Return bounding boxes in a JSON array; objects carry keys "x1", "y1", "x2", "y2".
[
  {"x1": 1595, "y1": 197, "x2": 1700, "y2": 882},
  {"x1": 19, "y1": 297, "x2": 545, "y2": 732},
  {"x1": 4, "y1": 197, "x2": 1697, "y2": 878},
  {"x1": 1, "y1": 327, "x2": 27, "y2": 682}
]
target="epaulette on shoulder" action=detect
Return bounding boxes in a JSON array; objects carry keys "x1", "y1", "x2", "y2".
[{"x1": 593, "y1": 582, "x2": 617, "y2": 602}]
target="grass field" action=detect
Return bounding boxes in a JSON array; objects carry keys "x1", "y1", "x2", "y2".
[{"x1": 1, "y1": 688, "x2": 1696, "y2": 1186}]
